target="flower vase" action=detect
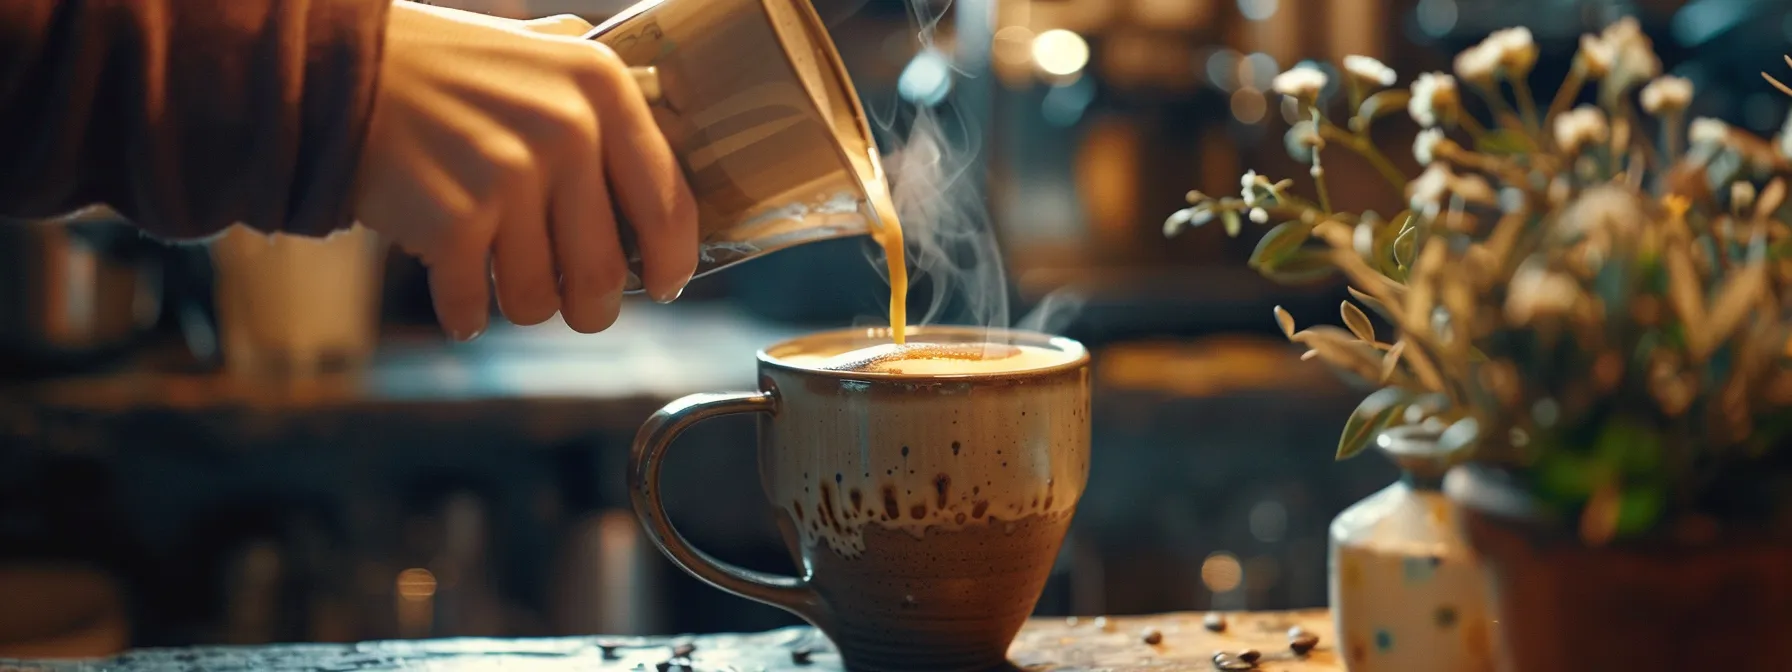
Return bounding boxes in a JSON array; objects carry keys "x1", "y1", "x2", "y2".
[{"x1": 1329, "y1": 424, "x2": 1495, "y2": 671}]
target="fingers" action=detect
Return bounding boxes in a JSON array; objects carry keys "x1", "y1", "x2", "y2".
[
  {"x1": 581, "y1": 44, "x2": 699, "y2": 303},
  {"x1": 516, "y1": 14, "x2": 594, "y2": 37},
  {"x1": 491, "y1": 179, "x2": 561, "y2": 326},
  {"x1": 427, "y1": 241, "x2": 494, "y2": 343},
  {"x1": 550, "y1": 147, "x2": 628, "y2": 334}
]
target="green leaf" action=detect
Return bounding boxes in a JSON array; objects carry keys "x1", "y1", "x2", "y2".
[
  {"x1": 1249, "y1": 221, "x2": 1317, "y2": 270},
  {"x1": 1353, "y1": 89, "x2": 1413, "y2": 130},
  {"x1": 1222, "y1": 210, "x2": 1243, "y2": 237},
  {"x1": 1536, "y1": 450, "x2": 1597, "y2": 501},
  {"x1": 1261, "y1": 250, "x2": 1339, "y2": 284},
  {"x1": 1475, "y1": 129, "x2": 1531, "y2": 156},
  {"x1": 1771, "y1": 238, "x2": 1792, "y2": 260},
  {"x1": 1437, "y1": 416, "x2": 1480, "y2": 456},
  {"x1": 1337, "y1": 387, "x2": 1416, "y2": 460},
  {"x1": 1614, "y1": 486, "x2": 1666, "y2": 537}
]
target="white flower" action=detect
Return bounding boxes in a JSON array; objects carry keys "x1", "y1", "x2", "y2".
[
  {"x1": 1506, "y1": 262, "x2": 1580, "y2": 324},
  {"x1": 1553, "y1": 105, "x2": 1610, "y2": 153},
  {"x1": 1487, "y1": 27, "x2": 1538, "y2": 76},
  {"x1": 1408, "y1": 72, "x2": 1460, "y2": 127},
  {"x1": 1414, "y1": 127, "x2": 1445, "y2": 164},
  {"x1": 1779, "y1": 112, "x2": 1792, "y2": 159},
  {"x1": 1577, "y1": 33, "x2": 1614, "y2": 77},
  {"x1": 1249, "y1": 207, "x2": 1270, "y2": 224},
  {"x1": 1343, "y1": 55, "x2": 1397, "y2": 87},
  {"x1": 1453, "y1": 43, "x2": 1501, "y2": 86},
  {"x1": 1240, "y1": 170, "x2": 1266, "y2": 206},
  {"x1": 1409, "y1": 164, "x2": 1496, "y2": 215},
  {"x1": 1690, "y1": 117, "x2": 1729, "y2": 146},
  {"x1": 1271, "y1": 66, "x2": 1329, "y2": 99},
  {"x1": 1590, "y1": 17, "x2": 1660, "y2": 94},
  {"x1": 1639, "y1": 76, "x2": 1693, "y2": 115}
]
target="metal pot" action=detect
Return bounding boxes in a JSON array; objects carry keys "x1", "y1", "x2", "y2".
[{"x1": 0, "y1": 208, "x2": 163, "y2": 372}]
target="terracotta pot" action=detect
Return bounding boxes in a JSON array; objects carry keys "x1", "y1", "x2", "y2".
[{"x1": 1445, "y1": 464, "x2": 1792, "y2": 672}]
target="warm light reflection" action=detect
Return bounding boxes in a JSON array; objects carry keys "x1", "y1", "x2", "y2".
[
  {"x1": 1230, "y1": 88, "x2": 1268, "y2": 124},
  {"x1": 1238, "y1": 0, "x2": 1278, "y2": 21},
  {"x1": 1202, "y1": 551, "x2": 1244, "y2": 593},
  {"x1": 1032, "y1": 29, "x2": 1090, "y2": 77},
  {"x1": 396, "y1": 568, "x2": 438, "y2": 601}
]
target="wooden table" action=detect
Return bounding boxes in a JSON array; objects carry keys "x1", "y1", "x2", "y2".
[{"x1": 0, "y1": 611, "x2": 1336, "y2": 671}]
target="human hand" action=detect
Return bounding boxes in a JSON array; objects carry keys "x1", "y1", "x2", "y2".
[{"x1": 354, "y1": 2, "x2": 698, "y2": 341}]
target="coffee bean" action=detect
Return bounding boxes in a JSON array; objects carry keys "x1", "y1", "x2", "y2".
[
  {"x1": 1141, "y1": 627, "x2": 1163, "y2": 645},
  {"x1": 654, "y1": 663, "x2": 672, "y2": 672},
  {"x1": 672, "y1": 642, "x2": 696, "y2": 658},
  {"x1": 1290, "y1": 632, "x2": 1320, "y2": 655},
  {"x1": 1204, "y1": 613, "x2": 1227, "y2": 632},
  {"x1": 791, "y1": 647, "x2": 814, "y2": 665},
  {"x1": 597, "y1": 643, "x2": 619, "y2": 660},
  {"x1": 1210, "y1": 653, "x2": 1253, "y2": 670},
  {"x1": 1238, "y1": 649, "x2": 1261, "y2": 663}
]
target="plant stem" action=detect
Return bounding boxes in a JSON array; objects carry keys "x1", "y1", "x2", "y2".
[
  {"x1": 1546, "y1": 64, "x2": 1588, "y2": 130},
  {"x1": 1314, "y1": 154, "x2": 1333, "y2": 214},
  {"x1": 1664, "y1": 110, "x2": 1684, "y2": 167},
  {"x1": 1319, "y1": 123, "x2": 1409, "y2": 195},
  {"x1": 1511, "y1": 74, "x2": 1544, "y2": 137},
  {"x1": 1455, "y1": 111, "x2": 1491, "y2": 144}
]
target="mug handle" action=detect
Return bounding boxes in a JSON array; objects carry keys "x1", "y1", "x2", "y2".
[{"x1": 629, "y1": 391, "x2": 825, "y2": 622}]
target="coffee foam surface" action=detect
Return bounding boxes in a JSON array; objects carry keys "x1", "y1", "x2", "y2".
[{"x1": 778, "y1": 342, "x2": 1077, "y2": 375}]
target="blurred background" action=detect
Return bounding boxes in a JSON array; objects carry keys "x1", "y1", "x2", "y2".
[{"x1": 0, "y1": 0, "x2": 1785, "y2": 657}]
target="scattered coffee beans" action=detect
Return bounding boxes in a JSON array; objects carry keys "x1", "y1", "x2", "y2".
[
  {"x1": 1290, "y1": 631, "x2": 1320, "y2": 655},
  {"x1": 1141, "y1": 627, "x2": 1163, "y2": 645},
  {"x1": 1210, "y1": 652, "x2": 1254, "y2": 670},
  {"x1": 1204, "y1": 613, "x2": 1227, "y2": 632},
  {"x1": 1238, "y1": 649, "x2": 1261, "y2": 663}
]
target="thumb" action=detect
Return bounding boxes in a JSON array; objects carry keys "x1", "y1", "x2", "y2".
[{"x1": 515, "y1": 14, "x2": 594, "y2": 37}]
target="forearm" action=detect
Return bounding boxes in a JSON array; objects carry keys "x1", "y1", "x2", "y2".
[{"x1": 0, "y1": 0, "x2": 390, "y2": 239}]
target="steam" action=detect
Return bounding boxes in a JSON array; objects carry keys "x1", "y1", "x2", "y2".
[
  {"x1": 1016, "y1": 286, "x2": 1087, "y2": 336},
  {"x1": 863, "y1": 0, "x2": 1009, "y2": 335},
  {"x1": 856, "y1": 0, "x2": 1089, "y2": 341}
]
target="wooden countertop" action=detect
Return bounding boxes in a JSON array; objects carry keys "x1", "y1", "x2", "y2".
[{"x1": 0, "y1": 610, "x2": 1337, "y2": 671}]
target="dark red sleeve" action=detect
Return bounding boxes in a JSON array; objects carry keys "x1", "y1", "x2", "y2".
[{"x1": 0, "y1": 0, "x2": 390, "y2": 239}]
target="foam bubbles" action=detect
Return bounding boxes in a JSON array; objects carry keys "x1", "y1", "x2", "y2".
[{"x1": 785, "y1": 342, "x2": 1074, "y2": 375}]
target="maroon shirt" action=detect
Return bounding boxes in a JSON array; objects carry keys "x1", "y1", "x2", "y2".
[{"x1": 0, "y1": 0, "x2": 390, "y2": 239}]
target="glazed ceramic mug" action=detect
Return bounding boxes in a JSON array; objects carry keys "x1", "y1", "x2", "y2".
[{"x1": 631, "y1": 326, "x2": 1092, "y2": 672}]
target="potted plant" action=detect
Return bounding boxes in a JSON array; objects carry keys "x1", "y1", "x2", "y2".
[{"x1": 1168, "y1": 19, "x2": 1792, "y2": 672}]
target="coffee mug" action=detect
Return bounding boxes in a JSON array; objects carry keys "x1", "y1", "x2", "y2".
[{"x1": 631, "y1": 326, "x2": 1091, "y2": 671}]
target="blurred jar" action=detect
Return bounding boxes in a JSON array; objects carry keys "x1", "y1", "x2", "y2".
[{"x1": 209, "y1": 225, "x2": 385, "y2": 375}]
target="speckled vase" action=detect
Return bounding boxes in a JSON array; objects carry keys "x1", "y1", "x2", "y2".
[{"x1": 1329, "y1": 424, "x2": 1496, "y2": 672}]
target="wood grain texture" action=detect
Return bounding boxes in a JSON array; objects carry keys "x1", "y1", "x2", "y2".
[{"x1": 0, "y1": 611, "x2": 1337, "y2": 672}]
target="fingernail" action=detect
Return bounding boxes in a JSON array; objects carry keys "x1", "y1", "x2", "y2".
[
  {"x1": 652, "y1": 285, "x2": 685, "y2": 304},
  {"x1": 450, "y1": 326, "x2": 485, "y2": 343}
]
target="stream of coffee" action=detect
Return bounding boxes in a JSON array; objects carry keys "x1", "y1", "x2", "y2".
[{"x1": 865, "y1": 177, "x2": 908, "y2": 344}]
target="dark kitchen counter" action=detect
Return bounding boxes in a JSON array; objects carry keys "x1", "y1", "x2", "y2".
[{"x1": 0, "y1": 610, "x2": 1340, "y2": 671}]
